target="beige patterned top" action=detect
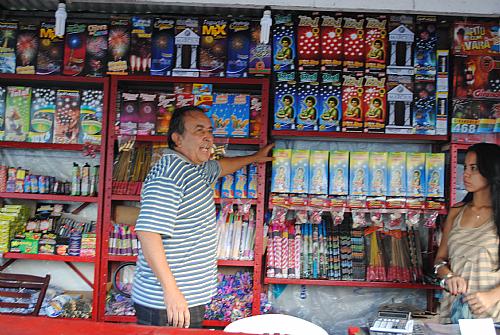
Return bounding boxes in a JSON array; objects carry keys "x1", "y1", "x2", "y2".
[{"x1": 439, "y1": 205, "x2": 500, "y2": 323}]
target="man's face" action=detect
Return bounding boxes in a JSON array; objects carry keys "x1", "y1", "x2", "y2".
[
  {"x1": 306, "y1": 99, "x2": 314, "y2": 107},
  {"x1": 173, "y1": 111, "x2": 214, "y2": 165}
]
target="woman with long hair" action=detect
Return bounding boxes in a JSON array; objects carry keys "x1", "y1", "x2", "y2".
[{"x1": 434, "y1": 142, "x2": 500, "y2": 322}]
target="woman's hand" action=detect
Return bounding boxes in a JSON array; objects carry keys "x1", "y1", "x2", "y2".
[
  {"x1": 445, "y1": 275, "x2": 467, "y2": 295},
  {"x1": 464, "y1": 291, "x2": 497, "y2": 315}
]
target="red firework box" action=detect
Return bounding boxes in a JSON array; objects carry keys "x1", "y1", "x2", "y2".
[
  {"x1": 363, "y1": 75, "x2": 387, "y2": 133},
  {"x1": 15, "y1": 23, "x2": 39, "y2": 75},
  {"x1": 129, "y1": 17, "x2": 152, "y2": 75},
  {"x1": 341, "y1": 73, "x2": 364, "y2": 132},
  {"x1": 107, "y1": 18, "x2": 130, "y2": 75},
  {"x1": 297, "y1": 14, "x2": 320, "y2": 70},
  {"x1": 452, "y1": 21, "x2": 500, "y2": 56},
  {"x1": 199, "y1": 19, "x2": 227, "y2": 78},
  {"x1": 249, "y1": 95, "x2": 262, "y2": 138},
  {"x1": 36, "y1": 22, "x2": 64, "y2": 75},
  {"x1": 342, "y1": 15, "x2": 365, "y2": 72},
  {"x1": 63, "y1": 23, "x2": 87, "y2": 76},
  {"x1": 453, "y1": 55, "x2": 500, "y2": 100},
  {"x1": 85, "y1": 24, "x2": 108, "y2": 77},
  {"x1": 175, "y1": 93, "x2": 194, "y2": 108},
  {"x1": 364, "y1": 16, "x2": 387, "y2": 72},
  {"x1": 53, "y1": 89, "x2": 81, "y2": 144},
  {"x1": 119, "y1": 91, "x2": 139, "y2": 135},
  {"x1": 320, "y1": 14, "x2": 343, "y2": 70}
]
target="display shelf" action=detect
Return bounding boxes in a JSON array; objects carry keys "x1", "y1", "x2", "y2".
[
  {"x1": 203, "y1": 320, "x2": 230, "y2": 327},
  {"x1": 217, "y1": 260, "x2": 254, "y2": 267},
  {"x1": 109, "y1": 194, "x2": 258, "y2": 206},
  {"x1": 102, "y1": 315, "x2": 136, "y2": 323},
  {"x1": 98, "y1": 75, "x2": 270, "y2": 322},
  {"x1": 2, "y1": 252, "x2": 95, "y2": 263},
  {"x1": 105, "y1": 255, "x2": 254, "y2": 268},
  {"x1": 0, "y1": 141, "x2": 99, "y2": 152},
  {"x1": 272, "y1": 130, "x2": 449, "y2": 143},
  {"x1": 264, "y1": 277, "x2": 441, "y2": 290},
  {"x1": 0, "y1": 73, "x2": 110, "y2": 322},
  {"x1": 0, "y1": 192, "x2": 99, "y2": 202},
  {"x1": 116, "y1": 134, "x2": 261, "y2": 146},
  {"x1": 107, "y1": 255, "x2": 137, "y2": 262}
]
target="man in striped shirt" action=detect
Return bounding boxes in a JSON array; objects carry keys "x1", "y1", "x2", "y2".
[{"x1": 132, "y1": 106, "x2": 273, "y2": 329}]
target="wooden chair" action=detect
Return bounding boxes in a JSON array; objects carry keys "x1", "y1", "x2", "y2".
[{"x1": 0, "y1": 273, "x2": 51, "y2": 316}]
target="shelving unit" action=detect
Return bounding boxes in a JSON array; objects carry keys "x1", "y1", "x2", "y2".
[
  {"x1": 0, "y1": 74, "x2": 110, "y2": 321},
  {"x1": 266, "y1": 131, "x2": 448, "y2": 311},
  {"x1": 98, "y1": 75, "x2": 270, "y2": 322}
]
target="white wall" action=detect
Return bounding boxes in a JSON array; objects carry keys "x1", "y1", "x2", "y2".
[{"x1": 140, "y1": 0, "x2": 500, "y2": 16}]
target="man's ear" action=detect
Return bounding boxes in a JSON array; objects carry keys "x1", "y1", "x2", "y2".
[{"x1": 172, "y1": 133, "x2": 181, "y2": 147}]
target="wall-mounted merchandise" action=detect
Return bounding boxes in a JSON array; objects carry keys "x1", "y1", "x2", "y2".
[{"x1": 451, "y1": 20, "x2": 499, "y2": 135}]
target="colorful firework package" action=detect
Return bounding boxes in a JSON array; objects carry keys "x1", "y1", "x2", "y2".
[
  {"x1": 119, "y1": 92, "x2": 139, "y2": 135},
  {"x1": 107, "y1": 19, "x2": 130, "y2": 75},
  {"x1": 151, "y1": 18, "x2": 175, "y2": 76},
  {"x1": 342, "y1": 16, "x2": 365, "y2": 72},
  {"x1": 297, "y1": 15, "x2": 320, "y2": 71},
  {"x1": 248, "y1": 21, "x2": 271, "y2": 76},
  {"x1": 137, "y1": 92, "x2": 157, "y2": 135},
  {"x1": 226, "y1": 19, "x2": 251, "y2": 78},
  {"x1": 272, "y1": 14, "x2": 296, "y2": 72},
  {"x1": 363, "y1": 75, "x2": 387, "y2": 133},
  {"x1": 0, "y1": 86, "x2": 5, "y2": 140},
  {"x1": 53, "y1": 89, "x2": 81, "y2": 144},
  {"x1": 364, "y1": 16, "x2": 387, "y2": 72},
  {"x1": 85, "y1": 24, "x2": 108, "y2": 77},
  {"x1": 413, "y1": 81, "x2": 436, "y2": 134},
  {"x1": 155, "y1": 93, "x2": 175, "y2": 134},
  {"x1": 296, "y1": 71, "x2": 319, "y2": 131},
  {"x1": 129, "y1": 17, "x2": 152, "y2": 75},
  {"x1": 273, "y1": 71, "x2": 297, "y2": 130},
  {"x1": 318, "y1": 71, "x2": 342, "y2": 132},
  {"x1": 414, "y1": 16, "x2": 437, "y2": 81},
  {"x1": 320, "y1": 14, "x2": 343, "y2": 70},
  {"x1": 79, "y1": 89, "x2": 103, "y2": 145},
  {"x1": 28, "y1": 88, "x2": 56, "y2": 143},
  {"x1": 0, "y1": 21, "x2": 18, "y2": 74},
  {"x1": 63, "y1": 23, "x2": 87, "y2": 76},
  {"x1": 15, "y1": 23, "x2": 39, "y2": 74},
  {"x1": 4, "y1": 86, "x2": 32, "y2": 142},
  {"x1": 249, "y1": 95, "x2": 262, "y2": 137},
  {"x1": 199, "y1": 19, "x2": 227, "y2": 78},
  {"x1": 36, "y1": 22, "x2": 64, "y2": 75},
  {"x1": 341, "y1": 73, "x2": 364, "y2": 131}
]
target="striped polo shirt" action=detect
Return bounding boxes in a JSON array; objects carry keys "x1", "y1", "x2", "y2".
[{"x1": 132, "y1": 149, "x2": 221, "y2": 309}]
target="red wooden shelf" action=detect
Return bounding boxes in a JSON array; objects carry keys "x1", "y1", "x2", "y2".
[
  {"x1": 111, "y1": 194, "x2": 141, "y2": 201},
  {"x1": 0, "y1": 73, "x2": 108, "y2": 85},
  {"x1": 102, "y1": 314, "x2": 136, "y2": 323},
  {"x1": 109, "y1": 194, "x2": 257, "y2": 205},
  {"x1": 3, "y1": 252, "x2": 95, "y2": 263},
  {"x1": 113, "y1": 75, "x2": 268, "y2": 86},
  {"x1": 107, "y1": 255, "x2": 137, "y2": 262},
  {"x1": 203, "y1": 320, "x2": 230, "y2": 327},
  {"x1": 0, "y1": 192, "x2": 99, "y2": 202},
  {"x1": 264, "y1": 277, "x2": 441, "y2": 290},
  {"x1": 272, "y1": 130, "x2": 449, "y2": 142},
  {"x1": 217, "y1": 260, "x2": 254, "y2": 267},
  {"x1": 114, "y1": 134, "x2": 261, "y2": 146},
  {"x1": 0, "y1": 141, "x2": 100, "y2": 152},
  {"x1": 104, "y1": 256, "x2": 253, "y2": 267}
]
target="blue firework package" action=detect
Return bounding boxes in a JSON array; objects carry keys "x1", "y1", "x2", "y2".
[
  {"x1": 151, "y1": 18, "x2": 174, "y2": 76},
  {"x1": 226, "y1": 20, "x2": 250, "y2": 78}
]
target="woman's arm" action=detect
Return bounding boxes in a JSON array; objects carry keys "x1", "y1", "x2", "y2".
[{"x1": 434, "y1": 205, "x2": 468, "y2": 295}]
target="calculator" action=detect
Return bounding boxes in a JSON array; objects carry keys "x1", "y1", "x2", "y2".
[{"x1": 369, "y1": 310, "x2": 414, "y2": 334}]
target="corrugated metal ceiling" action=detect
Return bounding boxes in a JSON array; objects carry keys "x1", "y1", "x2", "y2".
[{"x1": 0, "y1": 0, "x2": 264, "y2": 17}]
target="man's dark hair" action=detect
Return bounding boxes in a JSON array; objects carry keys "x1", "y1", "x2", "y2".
[{"x1": 167, "y1": 106, "x2": 206, "y2": 149}]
